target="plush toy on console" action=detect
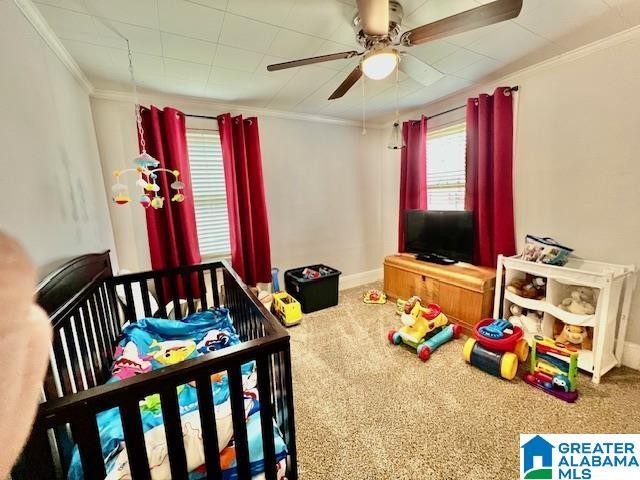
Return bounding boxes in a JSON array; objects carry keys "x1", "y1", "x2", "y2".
[
  {"x1": 554, "y1": 320, "x2": 592, "y2": 350},
  {"x1": 388, "y1": 296, "x2": 461, "y2": 361},
  {"x1": 507, "y1": 274, "x2": 546, "y2": 300},
  {"x1": 557, "y1": 287, "x2": 596, "y2": 315}
]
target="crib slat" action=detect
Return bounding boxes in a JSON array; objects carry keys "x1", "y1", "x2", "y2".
[
  {"x1": 182, "y1": 273, "x2": 196, "y2": 314},
  {"x1": 282, "y1": 347, "x2": 299, "y2": 479},
  {"x1": 71, "y1": 313, "x2": 94, "y2": 388},
  {"x1": 94, "y1": 289, "x2": 115, "y2": 345},
  {"x1": 154, "y1": 277, "x2": 168, "y2": 318},
  {"x1": 197, "y1": 270, "x2": 208, "y2": 311},
  {"x1": 60, "y1": 326, "x2": 82, "y2": 393},
  {"x1": 229, "y1": 366, "x2": 251, "y2": 479},
  {"x1": 123, "y1": 282, "x2": 137, "y2": 323},
  {"x1": 84, "y1": 302, "x2": 110, "y2": 373},
  {"x1": 71, "y1": 408, "x2": 106, "y2": 479},
  {"x1": 210, "y1": 268, "x2": 220, "y2": 307},
  {"x1": 195, "y1": 373, "x2": 222, "y2": 480},
  {"x1": 140, "y1": 280, "x2": 153, "y2": 317},
  {"x1": 169, "y1": 275, "x2": 182, "y2": 319},
  {"x1": 51, "y1": 330, "x2": 72, "y2": 395},
  {"x1": 256, "y1": 356, "x2": 278, "y2": 480},
  {"x1": 120, "y1": 400, "x2": 151, "y2": 480},
  {"x1": 160, "y1": 386, "x2": 188, "y2": 480}
]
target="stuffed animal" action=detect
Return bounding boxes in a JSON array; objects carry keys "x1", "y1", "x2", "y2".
[
  {"x1": 558, "y1": 287, "x2": 596, "y2": 315},
  {"x1": 508, "y1": 304, "x2": 543, "y2": 335},
  {"x1": 507, "y1": 275, "x2": 546, "y2": 300},
  {"x1": 554, "y1": 321, "x2": 592, "y2": 350}
]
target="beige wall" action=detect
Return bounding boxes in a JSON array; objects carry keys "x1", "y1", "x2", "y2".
[
  {"x1": 0, "y1": 0, "x2": 115, "y2": 272},
  {"x1": 91, "y1": 94, "x2": 386, "y2": 280},
  {"x1": 382, "y1": 28, "x2": 640, "y2": 348}
]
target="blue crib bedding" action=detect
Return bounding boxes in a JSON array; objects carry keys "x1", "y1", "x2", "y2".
[{"x1": 67, "y1": 308, "x2": 287, "y2": 480}]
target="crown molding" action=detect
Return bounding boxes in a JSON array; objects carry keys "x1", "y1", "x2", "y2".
[
  {"x1": 13, "y1": 0, "x2": 94, "y2": 94},
  {"x1": 91, "y1": 88, "x2": 386, "y2": 129},
  {"x1": 396, "y1": 23, "x2": 640, "y2": 124}
]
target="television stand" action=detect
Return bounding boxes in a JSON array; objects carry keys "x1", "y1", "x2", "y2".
[
  {"x1": 416, "y1": 253, "x2": 456, "y2": 265},
  {"x1": 383, "y1": 254, "x2": 496, "y2": 335}
]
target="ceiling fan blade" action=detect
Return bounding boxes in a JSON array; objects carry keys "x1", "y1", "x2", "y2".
[
  {"x1": 400, "y1": 0, "x2": 523, "y2": 46},
  {"x1": 328, "y1": 66, "x2": 363, "y2": 100},
  {"x1": 399, "y1": 54, "x2": 445, "y2": 87},
  {"x1": 267, "y1": 51, "x2": 360, "y2": 72},
  {"x1": 357, "y1": 0, "x2": 390, "y2": 36}
]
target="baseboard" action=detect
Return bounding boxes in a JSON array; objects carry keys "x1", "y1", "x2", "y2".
[
  {"x1": 622, "y1": 341, "x2": 640, "y2": 370},
  {"x1": 339, "y1": 268, "x2": 383, "y2": 291}
]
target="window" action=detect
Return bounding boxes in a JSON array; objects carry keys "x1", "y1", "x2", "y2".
[
  {"x1": 426, "y1": 123, "x2": 466, "y2": 211},
  {"x1": 186, "y1": 130, "x2": 231, "y2": 258}
]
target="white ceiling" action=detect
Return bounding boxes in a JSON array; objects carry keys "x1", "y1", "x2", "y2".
[{"x1": 34, "y1": 0, "x2": 640, "y2": 121}]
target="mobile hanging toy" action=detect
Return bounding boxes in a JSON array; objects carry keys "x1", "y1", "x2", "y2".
[{"x1": 111, "y1": 40, "x2": 185, "y2": 210}]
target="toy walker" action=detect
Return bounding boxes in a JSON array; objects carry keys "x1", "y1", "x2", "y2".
[
  {"x1": 388, "y1": 296, "x2": 461, "y2": 361},
  {"x1": 463, "y1": 318, "x2": 529, "y2": 380},
  {"x1": 523, "y1": 335, "x2": 579, "y2": 403}
]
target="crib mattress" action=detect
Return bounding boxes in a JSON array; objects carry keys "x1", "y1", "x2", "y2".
[{"x1": 67, "y1": 308, "x2": 287, "y2": 480}]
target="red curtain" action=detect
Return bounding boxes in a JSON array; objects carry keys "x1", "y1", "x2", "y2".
[
  {"x1": 464, "y1": 87, "x2": 516, "y2": 267},
  {"x1": 398, "y1": 115, "x2": 427, "y2": 252},
  {"x1": 139, "y1": 106, "x2": 201, "y2": 297},
  {"x1": 217, "y1": 113, "x2": 271, "y2": 286}
]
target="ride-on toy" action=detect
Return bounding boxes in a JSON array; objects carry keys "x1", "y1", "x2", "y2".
[
  {"x1": 388, "y1": 296, "x2": 461, "y2": 361},
  {"x1": 463, "y1": 318, "x2": 529, "y2": 380}
]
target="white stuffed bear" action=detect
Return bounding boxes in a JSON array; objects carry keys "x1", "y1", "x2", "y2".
[
  {"x1": 558, "y1": 287, "x2": 596, "y2": 315},
  {"x1": 508, "y1": 304, "x2": 543, "y2": 335}
]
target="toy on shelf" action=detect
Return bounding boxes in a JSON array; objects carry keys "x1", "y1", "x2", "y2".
[
  {"x1": 508, "y1": 305, "x2": 543, "y2": 336},
  {"x1": 271, "y1": 292, "x2": 302, "y2": 327},
  {"x1": 523, "y1": 335, "x2": 579, "y2": 402},
  {"x1": 557, "y1": 287, "x2": 596, "y2": 315},
  {"x1": 388, "y1": 296, "x2": 461, "y2": 361},
  {"x1": 521, "y1": 235, "x2": 573, "y2": 266},
  {"x1": 507, "y1": 274, "x2": 546, "y2": 300},
  {"x1": 463, "y1": 318, "x2": 529, "y2": 380},
  {"x1": 554, "y1": 320, "x2": 592, "y2": 350},
  {"x1": 363, "y1": 289, "x2": 387, "y2": 304}
]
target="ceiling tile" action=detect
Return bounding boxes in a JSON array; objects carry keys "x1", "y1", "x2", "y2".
[
  {"x1": 61, "y1": 39, "x2": 114, "y2": 76},
  {"x1": 208, "y1": 66, "x2": 254, "y2": 86},
  {"x1": 185, "y1": 0, "x2": 228, "y2": 10},
  {"x1": 407, "y1": 39, "x2": 457, "y2": 65},
  {"x1": 213, "y1": 44, "x2": 263, "y2": 71},
  {"x1": 268, "y1": 29, "x2": 325, "y2": 60},
  {"x1": 454, "y1": 56, "x2": 503, "y2": 80},
  {"x1": 444, "y1": 22, "x2": 503, "y2": 47},
  {"x1": 161, "y1": 32, "x2": 217, "y2": 64},
  {"x1": 226, "y1": 0, "x2": 296, "y2": 25},
  {"x1": 34, "y1": 0, "x2": 87, "y2": 13},
  {"x1": 85, "y1": 0, "x2": 159, "y2": 29},
  {"x1": 282, "y1": 0, "x2": 350, "y2": 39},
  {"x1": 258, "y1": 55, "x2": 300, "y2": 80},
  {"x1": 163, "y1": 57, "x2": 211, "y2": 81},
  {"x1": 158, "y1": 0, "x2": 225, "y2": 42},
  {"x1": 467, "y1": 22, "x2": 550, "y2": 64},
  {"x1": 101, "y1": 21, "x2": 163, "y2": 56},
  {"x1": 312, "y1": 40, "x2": 359, "y2": 71},
  {"x1": 603, "y1": 0, "x2": 640, "y2": 27},
  {"x1": 267, "y1": 66, "x2": 336, "y2": 110},
  {"x1": 431, "y1": 47, "x2": 487, "y2": 74},
  {"x1": 164, "y1": 77, "x2": 208, "y2": 97},
  {"x1": 329, "y1": 22, "x2": 359, "y2": 47},
  {"x1": 37, "y1": 4, "x2": 109, "y2": 44},
  {"x1": 405, "y1": 0, "x2": 479, "y2": 28},
  {"x1": 218, "y1": 14, "x2": 279, "y2": 53},
  {"x1": 399, "y1": 54, "x2": 445, "y2": 87},
  {"x1": 109, "y1": 49, "x2": 164, "y2": 76}
]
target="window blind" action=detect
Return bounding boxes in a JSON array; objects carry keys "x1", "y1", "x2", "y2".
[
  {"x1": 186, "y1": 130, "x2": 231, "y2": 258},
  {"x1": 426, "y1": 123, "x2": 466, "y2": 211}
]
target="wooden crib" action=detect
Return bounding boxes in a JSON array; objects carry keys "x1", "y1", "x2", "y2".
[{"x1": 12, "y1": 251, "x2": 297, "y2": 480}]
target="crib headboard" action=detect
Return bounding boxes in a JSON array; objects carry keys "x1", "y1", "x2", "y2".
[{"x1": 37, "y1": 251, "x2": 121, "y2": 401}]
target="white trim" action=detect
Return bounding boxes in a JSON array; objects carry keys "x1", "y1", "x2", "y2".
[
  {"x1": 91, "y1": 88, "x2": 386, "y2": 129},
  {"x1": 622, "y1": 341, "x2": 640, "y2": 371},
  {"x1": 339, "y1": 268, "x2": 383, "y2": 291},
  {"x1": 13, "y1": 0, "x2": 94, "y2": 94}
]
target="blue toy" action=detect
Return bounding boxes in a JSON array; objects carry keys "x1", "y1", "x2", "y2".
[{"x1": 478, "y1": 319, "x2": 512, "y2": 339}]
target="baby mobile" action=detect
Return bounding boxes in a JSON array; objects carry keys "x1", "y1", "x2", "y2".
[{"x1": 111, "y1": 40, "x2": 185, "y2": 209}]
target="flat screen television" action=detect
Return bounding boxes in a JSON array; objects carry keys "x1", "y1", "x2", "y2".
[{"x1": 404, "y1": 210, "x2": 474, "y2": 264}]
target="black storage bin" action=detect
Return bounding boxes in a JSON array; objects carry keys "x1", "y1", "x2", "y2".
[{"x1": 284, "y1": 264, "x2": 341, "y2": 313}]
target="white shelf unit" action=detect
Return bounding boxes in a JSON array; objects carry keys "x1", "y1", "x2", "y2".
[{"x1": 493, "y1": 255, "x2": 637, "y2": 383}]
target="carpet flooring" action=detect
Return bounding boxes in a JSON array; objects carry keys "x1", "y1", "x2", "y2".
[{"x1": 287, "y1": 283, "x2": 640, "y2": 480}]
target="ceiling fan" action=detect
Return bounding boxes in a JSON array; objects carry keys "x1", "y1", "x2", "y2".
[{"x1": 266, "y1": 0, "x2": 524, "y2": 100}]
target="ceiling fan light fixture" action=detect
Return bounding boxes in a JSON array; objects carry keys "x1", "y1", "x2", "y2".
[{"x1": 361, "y1": 48, "x2": 398, "y2": 80}]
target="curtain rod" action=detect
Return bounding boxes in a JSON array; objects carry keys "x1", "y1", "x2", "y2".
[
  {"x1": 185, "y1": 113, "x2": 219, "y2": 120},
  {"x1": 426, "y1": 85, "x2": 519, "y2": 121}
]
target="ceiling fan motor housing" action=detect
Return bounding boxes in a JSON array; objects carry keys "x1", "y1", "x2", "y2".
[{"x1": 353, "y1": 0, "x2": 404, "y2": 50}]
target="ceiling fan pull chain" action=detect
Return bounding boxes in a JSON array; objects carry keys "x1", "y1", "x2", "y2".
[{"x1": 362, "y1": 74, "x2": 367, "y2": 136}]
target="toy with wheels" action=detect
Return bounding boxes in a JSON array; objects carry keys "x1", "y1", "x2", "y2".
[
  {"x1": 271, "y1": 292, "x2": 302, "y2": 327},
  {"x1": 463, "y1": 318, "x2": 529, "y2": 380},
  {"x1": 523, "y1": 335, "x2": 579, "y2": 402},
  {"x1": 388, "y1": 296, "x2": 461, "y2": 361}
]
